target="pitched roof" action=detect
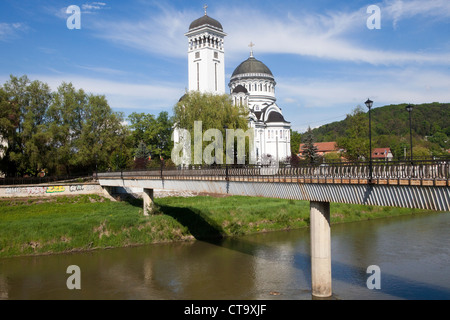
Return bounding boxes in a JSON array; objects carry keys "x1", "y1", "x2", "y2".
[
  {"x1": 299, "y1": 142, "x2": 338, "y2": 153},
  {"x1": 372, "y1": 148, "x2": 392, "y2": 158},
  {"x1": 266, "y1": 111, "x2": 288, "y2": 123}
]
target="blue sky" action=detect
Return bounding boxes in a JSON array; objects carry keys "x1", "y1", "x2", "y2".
[{"x1": 1, "y1": 0, "x2": 449, "y2": 132}]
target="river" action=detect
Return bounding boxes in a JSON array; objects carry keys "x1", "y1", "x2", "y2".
[{"x1": 0, "y1": 211, "x2": 449, "y2": 300}]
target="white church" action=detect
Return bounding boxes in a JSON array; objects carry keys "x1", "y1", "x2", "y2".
[{"x1": 178, "y1": 7, "x2": 291, "y2": 164}]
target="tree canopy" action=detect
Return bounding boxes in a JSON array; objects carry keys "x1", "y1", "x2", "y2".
[
  {"x1": 308, "y1": 102, "x2": 449, "y2": 160},
  {"x1": 0, "y1": 75, "x2": 129, "y2": 176},
  {"x1": 173, "y1": 91, "x2": 249, "y2": 165}
]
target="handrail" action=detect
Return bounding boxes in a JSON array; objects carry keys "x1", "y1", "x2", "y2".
[{"x1": 97, "y1": 159, "x2": 450, "y2": 181}]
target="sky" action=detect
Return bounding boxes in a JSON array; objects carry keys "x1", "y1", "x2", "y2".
[{"x1": 0, "y1": 0, "x2": 449, "y2": 132}]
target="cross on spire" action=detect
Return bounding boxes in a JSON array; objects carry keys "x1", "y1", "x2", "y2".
[
  {"x1": 249, "y1": 41, "x2": 255, "y2": 57},
  {"x1": 203, "y1": 4, "x2": 208, "y2": 16}
]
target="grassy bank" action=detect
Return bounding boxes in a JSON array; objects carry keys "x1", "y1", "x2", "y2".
[{"x1": 0, "y1": 194, "x2": 431, "y2": 258}]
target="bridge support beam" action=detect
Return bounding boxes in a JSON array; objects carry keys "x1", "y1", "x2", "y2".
[
  {"x1": 142, "y1": 188, "x2": 154, "y2": 216},
  {"x1": 310, "y1": 201, "x2": 332, "y2": 298}
]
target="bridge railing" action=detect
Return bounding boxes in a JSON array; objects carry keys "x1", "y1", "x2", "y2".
[{"x1": 97, "y1": 159, "x2": 449, "y2": 182}]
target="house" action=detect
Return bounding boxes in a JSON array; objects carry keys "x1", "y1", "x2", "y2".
[
  {"x1": 298, "y1": 142, "x2": 340, "y2": 158},
  {"x1": 372, "y1": 148, "x2": 394, "y2": 161}
]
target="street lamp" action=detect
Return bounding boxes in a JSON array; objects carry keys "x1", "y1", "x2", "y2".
[
  {"x1": 365, "y1": 99, "x2": 373, "y2": 183},
  {"x1": 405, "y1": 104, "x2": 414, "y2": 164}
]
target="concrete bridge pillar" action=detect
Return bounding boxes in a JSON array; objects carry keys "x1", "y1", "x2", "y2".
[
  {"x1": 142, "y1": 188, "x2": 155, "y2": 216},
  {"x1": 310, "y1": 201, "x2": 332, "y2": 298},
  {"x1": 102, "y1": 186, "x2": 116, "y2": 201}
]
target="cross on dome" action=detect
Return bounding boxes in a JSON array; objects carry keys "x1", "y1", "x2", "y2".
[
  {"x1": 249, "y1": 41, "x2": 255, "y2": 57},
  {"x1": 203, "y1": 4, "x2": 208, "y2": 16}
]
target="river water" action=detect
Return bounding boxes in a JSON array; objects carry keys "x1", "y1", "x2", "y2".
[{"x1": 0, "y1": 211, "x2": 449, "y2": 300}]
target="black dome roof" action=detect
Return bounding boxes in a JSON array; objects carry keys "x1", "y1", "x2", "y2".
[
  {"x1": 232, "y1": 85, "x2": 248, "y2": 94},
  {"x1": 231, "y1": 57, "x2": 273, "y2": 78},
  {"x1": 266, "y1": 111, "x2": 288, "y2": 123},
  {"x1": 189, "y1": 15, "x2": 223, "y2": 31}
]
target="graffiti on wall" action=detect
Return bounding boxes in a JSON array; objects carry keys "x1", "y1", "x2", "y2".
[
  {"x1": 46, "y1": 186, "x2": 65, "y2": 193},
  {"x1": 4, "y1": 184, "x2": 98, "y2": 195},
  {"x1": 69, "y1": 185, "x2": 97, "y2": 192}
]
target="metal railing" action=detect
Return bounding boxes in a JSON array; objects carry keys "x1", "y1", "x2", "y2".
[
  {"x1": 97, "y1": 159, "x2": 450, "y2": 182},
  {"x1": 0, "y1": 174, "x2": 93, "y2": 186}
]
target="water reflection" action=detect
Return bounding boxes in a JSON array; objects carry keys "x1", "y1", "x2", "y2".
[{"x1": 0, "y1": 212, "x2": 449, "y2": 300}]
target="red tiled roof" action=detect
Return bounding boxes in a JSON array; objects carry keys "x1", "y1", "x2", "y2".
[
  {"x1": 372, "y1": 148, "x2": 392, "y2": 158},
  {"x1": 299, "y1": 142, "x2": 338, "y2": 153}
]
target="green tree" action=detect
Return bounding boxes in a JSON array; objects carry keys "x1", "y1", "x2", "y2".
[
  {"x1": 46, "y1": 82, "x2": 89, "y2": 175},
  {"x1": 78, "y1": 94, "x2": 130, "y2": 173},
  {"x1": 324, "y1": 152, "x2": 341, "y2": 163},
  {"x1": 128, "y1": 112, "x2": 156, "y2": 149},
  {"x1": 133, "y1": 140, "x2": 150, "y2": 169},
  {"x1": 428, "y1": 131, "x2": 449, "y2": 149},
  {"x1": 337, "y1": 106, "x2": 369, "y2": 161},
  {"x1": 301, "y1": 126, "x2": 319, "y2": 164},
  {"x1": 47, "y1": 82, "x2": 130, "y2": 174},
  {"x1": 1, "y1": 75, "x2": 52, "y2": 176},
  {"x1": 290, "y1": 130, "x2": 302, "y2": 155},
  {"x1": 128, "y1": 111, "x2": 174, "y2": 162},
  {"x1": 413, "y1": 146, "x2": 432, "y2": 158},
  {"x1": 173, "y1": 91, "x2": 249, "y2": 164}
]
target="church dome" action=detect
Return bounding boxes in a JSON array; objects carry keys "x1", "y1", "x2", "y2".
[
  {"x1": 189, "y1": 15, "x2": 223, "y2": 31},
  {"x1": 231, "y1": 57, "x2": 273, "y2": 78}
]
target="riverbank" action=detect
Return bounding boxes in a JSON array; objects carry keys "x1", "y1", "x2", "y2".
[{"x1": 0, "y1": 194, "x2": 432, "y2": 258}]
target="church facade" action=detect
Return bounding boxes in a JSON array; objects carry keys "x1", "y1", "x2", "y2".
[{"x1": 181, "y1": 8, "x2": 291, "y2": 164}]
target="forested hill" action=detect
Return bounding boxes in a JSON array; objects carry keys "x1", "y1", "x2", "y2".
[{"x1": 309, "y1": 102, "x2": 450, "y2": 158}]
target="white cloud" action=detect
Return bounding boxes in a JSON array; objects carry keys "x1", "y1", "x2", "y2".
[
  {"x1": 88, "y1": 3, "x2": 450, "y2": 66},
  {"x1": 383, "y1": 0, "x2": 450, "y2": 28},
  {"x1": 82, "y1": 2, "x2": 108, "y2": 13},
  {"x1": 89, "y1": 4, "x2": 191, "y2": 58},
  {"x1": 220, "y1": 4, "x2": 450, "y2": 66},
  {"x1": 277, "y1": 67, "x2": 450, "y2": 111},
  {"x1": 0, "y1": 22, "x2": 28, "y2": 40},
  {"x1": 0, "y1": 74, "x2": 185, "y2": 112}
]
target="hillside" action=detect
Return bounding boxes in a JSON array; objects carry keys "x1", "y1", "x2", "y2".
[{"x1": 308, "y1": 102, "x2": 450, "y2": 159}]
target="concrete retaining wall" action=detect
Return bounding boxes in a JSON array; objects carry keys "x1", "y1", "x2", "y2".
[
  {"x1": 0, "y1": 183, "x2": 103, "y2": 198},
  {"x1": 0, "y1": 183, "x2": 200, "y2": 199}
]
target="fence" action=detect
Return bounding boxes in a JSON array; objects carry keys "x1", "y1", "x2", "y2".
[
  {"x1": 0, "y1": 174, "x2": 94, "y2": 186},
  {"x1": 97, "y1": 159, "x2": 449, "y2": 181}
]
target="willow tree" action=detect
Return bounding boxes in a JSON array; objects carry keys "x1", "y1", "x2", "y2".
[{"x1": 173, "y1": 91, "x2": 249, "y2": 165}]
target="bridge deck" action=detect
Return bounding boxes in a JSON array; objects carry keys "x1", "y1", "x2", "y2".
[
  {"x1": 99, "y1": 173, "x2": 449, "y2": 187},
  {"x1": 98, "y1": 161, "x2": 450, "y2": 211}
]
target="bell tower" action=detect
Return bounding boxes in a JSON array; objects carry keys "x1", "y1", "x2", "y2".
[{"x1": 185, "y1": 5, "x2": 226, "y2": 94}]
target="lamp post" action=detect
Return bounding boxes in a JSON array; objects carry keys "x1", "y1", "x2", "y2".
[
  {"x1": 365, "y1": 99, "x2": 373, "y2": 183},
  {"x1": 223, "y1": 125, "x2": 229, "y2": 180},
  {"x1": 405, "y1": 104, "x2": 414, "y2": 164}
]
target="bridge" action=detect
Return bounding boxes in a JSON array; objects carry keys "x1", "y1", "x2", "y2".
[{"x1": 97, "y1": 159, "x2": 449, "y2": 298}]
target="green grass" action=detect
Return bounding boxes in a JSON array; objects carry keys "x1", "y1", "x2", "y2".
[{"x1": 0, "y1": 194, "x2": 431, "y2": 258}]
